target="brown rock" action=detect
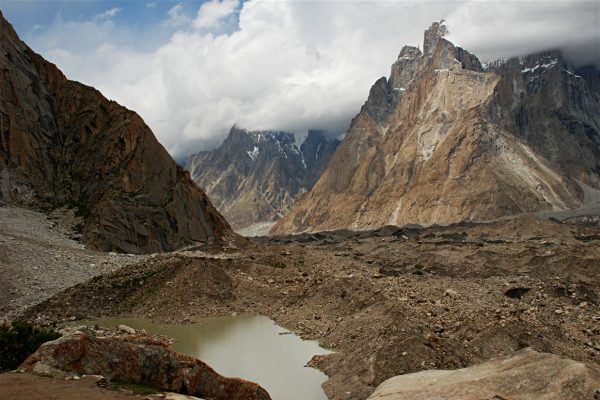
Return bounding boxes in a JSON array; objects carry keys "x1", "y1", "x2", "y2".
[
  {"x1": 367, "y1": 348, "x2": 600, "y2": 400},
  {"x1": 272, "y1": 21, "x2": 600, "y2": 234},
  {"x1": 0, "y1": 11, "x2": 233, "y2": 253},
  {"x1": 20, "y1": 333, "x2": 271, "y2": 400}
]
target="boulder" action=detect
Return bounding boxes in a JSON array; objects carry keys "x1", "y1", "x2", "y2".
[
  {"x1": 367, "y1": 348, "x2": 600, "y2": 400},
  {"x1": 20, "y1": 333, "x2": 271, "y2": 400}
]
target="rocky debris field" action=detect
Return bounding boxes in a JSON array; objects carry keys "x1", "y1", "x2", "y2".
[
  {"x1": 16, "y1": 212, "x2": 600, "y2": 399},
  {"x1": 0, "y1": 205, "x2": 146, "y2": 320}
]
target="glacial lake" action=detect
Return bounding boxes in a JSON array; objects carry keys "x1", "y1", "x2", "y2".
[{"x1": 82, "y1": 314, "x2": 333, "y2": 400}]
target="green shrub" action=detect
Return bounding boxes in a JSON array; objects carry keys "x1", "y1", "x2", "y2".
[{"x1": 0, "y1": 321, "x2": 60, "y2": 372}]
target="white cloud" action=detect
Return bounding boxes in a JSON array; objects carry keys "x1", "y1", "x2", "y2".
[
  {"x1": 165, "y1": 3, "x2": 192, "y2": 27},
  {"x1": 446, "y1": 0, "x2": 600, "y2": 65},
  {"x1": 193, "y1": 0, "x2": 239, "y2": 30},
  {"x1": 94, "y1": 7, "x2": 121, "y2": 21},
  {"x1": 22, "y1": 0, "x2": 600, "y2": 160}
]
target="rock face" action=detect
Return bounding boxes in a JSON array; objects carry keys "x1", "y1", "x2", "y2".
[
  {"x1": 272, "y1": 21, "x2": 600, "y2": 234},
  {"x1": 0, "y1": 11, "x2": 231, "y2": 253},
  {"x1": 367, "y1": 348, "x2": 600, "y2": 400},
  {"x1": 20, "y1": 333, "x2": 271, "y2": 400},
  {"x1": 186, "y1": 126, "x2": 338, "y2": 230}
]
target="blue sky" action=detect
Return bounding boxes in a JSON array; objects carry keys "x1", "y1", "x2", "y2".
[
  {"x1": 0, "y1": 1, "x2": 597, "y2": 159},
  {"x1": 1, "y1": 1, "x2": 221, "y2": 30},
  {"x1": 1, "y1": 0, "x2": 241, "y2": 51},
  {"x1": 2, "y1": 1, "x2": 179, "y2": 32}
]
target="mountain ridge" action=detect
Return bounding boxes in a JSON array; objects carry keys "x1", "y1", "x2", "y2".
[
  {"x1": 272, "y1": 21, "x2": 600, "y2": 234},
  {"x1": 0, "y1": 10, "x2": 232, "y2": 253},
  {"x1": 186, "y1": 125, "x2": 339, "y2": 230}
]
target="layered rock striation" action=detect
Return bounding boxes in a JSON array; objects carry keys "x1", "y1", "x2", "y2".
[
  {"x1": 186, "y1": 126, "x2": 338, "y2": 230},
  {"x1": 273, "y1": 21, "x2": 600, "y2": 234},
  {"x1": 0, "y1": 11, "x2": 231, "y2": 253}
]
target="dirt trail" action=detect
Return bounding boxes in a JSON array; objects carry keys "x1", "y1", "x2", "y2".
[
  {"x1": 0, "y1": 372, "x2": 200, "y2": 400},
  {"x1": 0, "y1": 373, "x2": 142, "y2": 400}
]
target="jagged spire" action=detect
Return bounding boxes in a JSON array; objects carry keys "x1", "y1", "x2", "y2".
[
  {"x1": 423, "y1": 20, "x2": 448, "y2": 56},
  {"x1": 398, "y1": 45, "x2": 422, "y2": 59}
]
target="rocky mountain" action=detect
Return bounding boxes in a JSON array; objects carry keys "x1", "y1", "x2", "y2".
[
  {"x1": 186, "y1": 126, "x2": 338, "y2": 230},
  {"x1": 0, "y1": 11, "x2": 231, "y2": 253},
  {"x1": 272, "y1": 21, "x2": 600, "y2": 234}
]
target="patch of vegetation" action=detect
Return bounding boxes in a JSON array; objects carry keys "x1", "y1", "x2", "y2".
[
  {"x1": 111, "y1": 381, "x2": 160, "y2": 395},
  {"x1": 270, "y1": 261, "x2": 287, "y2": 269},
  {"x1": 0, "y1": 321, "x2": 60, "y2": 372}
]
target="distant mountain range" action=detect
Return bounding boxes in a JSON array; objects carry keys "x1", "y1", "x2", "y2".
[
  {"x1": 0, "y1": 10, "x2": 231, "y2": 253},
  {"x1": 186, "y1": 126, "x2": 338, "y2": 232},
  {"x1": 272, "y1": 21, "x2": 600, "y2": 234}
]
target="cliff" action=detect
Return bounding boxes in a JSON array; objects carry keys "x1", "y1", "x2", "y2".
[{"x1": 0, "y1": 11, "x2": 232, "y2": 253}]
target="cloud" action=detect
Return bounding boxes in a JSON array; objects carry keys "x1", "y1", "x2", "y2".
[
  {"x1": 165, "y1": 3, "x2": 192, "y2": 27},
  {"x1": 193, "y1": 0, "x2": 239, "y2": 30},
  {"x1": 94, "y1": 7, "x2": 121, "y2": 21},
  {"x1": 446, "y1": 0, "x2": 600, "y2": 66},
  {"x1": 22, "y1": 1, "x2": 600, "y2": 160}
]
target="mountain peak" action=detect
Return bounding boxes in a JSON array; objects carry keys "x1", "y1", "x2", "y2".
[
  {"x1": 186, "y1": 126, "x2": 339, "y2": 230},
  {"x1": 272, "y1": 20, "x2": 600, "y2": 235},
  {"x1": 398, "y1": 45, "x2": 422, "y2": 60},
  {"x1": 423, "y1": 20, "x2": 448, "y2": 56},
  {"x1": 248, "y1": 130, "x2": 295, "y2": 146}
]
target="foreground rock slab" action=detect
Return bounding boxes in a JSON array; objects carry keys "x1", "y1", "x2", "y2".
[
  {"x1": 20, "y1": 333, "x2": 271, "y2": 400},
  {"x1": 367, "y1": 348, "x2": 600, "y2": 400}
]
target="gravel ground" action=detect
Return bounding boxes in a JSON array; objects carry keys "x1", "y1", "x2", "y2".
[{"x1": 0, "y1": 205, "x2": 146, "y2": 320}]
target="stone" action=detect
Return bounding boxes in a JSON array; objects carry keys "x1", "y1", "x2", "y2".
[
  {"x1": 367, "y1": 348, "x2": 600, "y2": 400},
  {"x1": 81, "y1": 374, "x2": 106, "y2": 383},
  {"x1": 20, "y1": 333, "x2": 271, "y2": 400},
  {"x1": 118, "y1": 324, "x2": 136, "y2": 334}
]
